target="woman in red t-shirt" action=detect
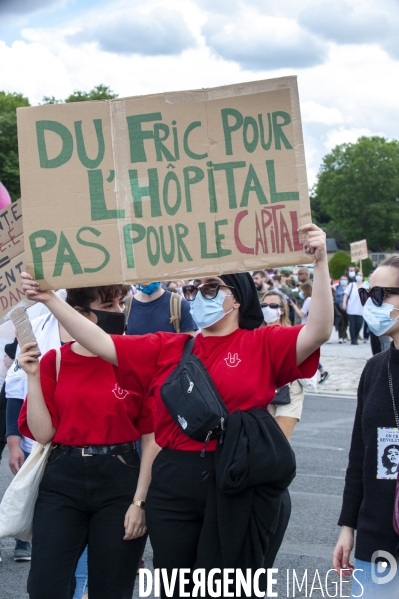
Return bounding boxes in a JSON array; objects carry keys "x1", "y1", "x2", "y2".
[
  {"x1": 21, "y1": 224, "x2": 333, "y2": 595},
  {"x1": 17, "y1": 285, "x2": 159, "y2": 599}
]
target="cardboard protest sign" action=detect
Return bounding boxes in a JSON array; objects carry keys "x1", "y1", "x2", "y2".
[
  {"x1": 17, "y1": 76, "x2": 312, "y2": 289},
  {"x1": 0, "y1": 200, "x2": 34, "y2": 323},
  {"x1": 350, "y1": 239, "x2": 368, "y2": 262}
]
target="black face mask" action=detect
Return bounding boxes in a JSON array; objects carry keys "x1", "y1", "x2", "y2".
[{"x1": 89, "y1": 309, "x2": 126, "y2": 335}]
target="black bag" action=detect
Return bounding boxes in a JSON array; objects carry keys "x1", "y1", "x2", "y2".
[
  {"x1": 271, "y1": 384, "x2": 291, "y2": 405},
  {"x1": 161, "y1": 337, "x2": 230, "y2": 451}
]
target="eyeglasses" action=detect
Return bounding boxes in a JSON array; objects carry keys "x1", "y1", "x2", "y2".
[
  {"x1": 358, "y1": 286, "x2": 399, "y2": 307},
  {"x1": 182, "y1": 283, "x2": 235, "y2": 301},
  {"x1": 261, "y1": 303, "x2": 280, "y2": 309}
]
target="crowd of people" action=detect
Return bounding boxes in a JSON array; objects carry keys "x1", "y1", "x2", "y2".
[{"x1": 0, "y1": 225, "x2": 398, "y2": 599}]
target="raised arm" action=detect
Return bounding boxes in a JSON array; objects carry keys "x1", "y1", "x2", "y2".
[
  {"x1": 21, "y1": 273, "x2": 118, "y2": 365},
  {"x1": 296, "y1": 225, "x2": 333, "y2": 365}
]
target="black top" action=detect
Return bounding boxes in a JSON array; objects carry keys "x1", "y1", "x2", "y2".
[{"x1": 338, "y1": 343, "x2": 399, "y2": 561}]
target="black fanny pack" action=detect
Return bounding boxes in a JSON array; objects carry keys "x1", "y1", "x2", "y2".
[{"x1": 161, "y1": 337, "x2": 230, "y2": 455}]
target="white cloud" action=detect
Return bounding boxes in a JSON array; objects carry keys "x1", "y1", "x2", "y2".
[
  {"x1": 323, "y1": 127, "x2": 383, "y2": 151},
  {"x1": 301, "y1": 101, "x2": 344, "y2": 126},
  {"x1": 68, "y1": 7, "x2": 196, "y2": 56},
  {"x1": 202, "y1": 14, "x2": 328, "y2": 71}
]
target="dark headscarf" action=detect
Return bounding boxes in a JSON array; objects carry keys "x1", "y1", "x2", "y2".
[{"x1": 220, "y1": 273, "x2": 263, "y2": 330}]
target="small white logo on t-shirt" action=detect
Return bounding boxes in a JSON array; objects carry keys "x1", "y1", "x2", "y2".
[
  {"x1": 178, "y1": 415, "x2": 188, "y2": 429},
  {"x1": 224, "y1": 352, "x2": 241, "y2": 367},
  {"x1": 112, "y1": 384, "x2": 129, "y2": 400}
]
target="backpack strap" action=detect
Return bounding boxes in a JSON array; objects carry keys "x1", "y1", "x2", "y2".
[
  {"x1": 124, "y1": 295, "x2": 134, "y2": 329},
  {"x1": 179, "y1": 336, "x2": 195, "y2": 366},
  {"x1": 169, "y1": 293, "x2": 182, "y2": 333},
  {"x1": 55, "y1": 347, "x2": 61, "y2": 383}
]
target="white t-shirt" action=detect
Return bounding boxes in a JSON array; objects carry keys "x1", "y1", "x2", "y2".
[
  {"x1": 301, "y1": 296, "x2": 311, "y2": 324},
  {"x1": 344, "y1": 283, "x2": 364, "y2": 316}
]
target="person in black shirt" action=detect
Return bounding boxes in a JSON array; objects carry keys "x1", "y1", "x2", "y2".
[{"x1": 333, "y1": 256, "x2": 399, "y2": 598}]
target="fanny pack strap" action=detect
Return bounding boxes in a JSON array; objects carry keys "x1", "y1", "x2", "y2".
[{"x1": 179, "y1": 336, "x2": 195, "y2": 365}]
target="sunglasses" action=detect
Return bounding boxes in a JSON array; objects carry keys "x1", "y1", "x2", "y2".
[
  {"x1": 358, "y1": 286, "x2": 399, "y2": 307},
  {"x1": 261, "y1": 303, "x2": 280, "y2": 309},
  {"x1": 182, "y1": 283, "x2": 234, "y2": 301}
]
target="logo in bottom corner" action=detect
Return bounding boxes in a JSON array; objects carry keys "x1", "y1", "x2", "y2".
[
  {"x1": 178, "y1": 415, "x2": 188, "y2": 429},
  {"x1": 371, "y1": 550, "x2": 397, "y2": 585}
]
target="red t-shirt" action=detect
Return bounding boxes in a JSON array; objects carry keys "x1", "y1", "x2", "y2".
[
  {"x1": 112, "y1": 325, "x2": 319, "y2": 451},
  {"x1": 18, "y1": 342, "x2": 155, "y2": 445}
]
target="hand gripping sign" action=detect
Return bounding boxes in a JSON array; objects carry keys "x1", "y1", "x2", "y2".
[{"x1": 17, "y1": 76, "x2": 312, "y2": 291}]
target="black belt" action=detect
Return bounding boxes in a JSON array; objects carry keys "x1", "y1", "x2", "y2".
[{"x1": 55, "y1": 442, "x2": 136, "y2": 457}]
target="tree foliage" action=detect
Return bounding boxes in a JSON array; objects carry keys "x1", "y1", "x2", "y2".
[
  {"x1": 1, "y1": 85, "x2": 117, "y2": 201},
  {"x1": 0, "y1": 91, "x2": 30, "y2": 201},
  {"x1": 328, "y1": 250, "x2": 352, "y2": 279},
  {"x1": 311, "y1": 137, "x2": 399, "y2": 251}
]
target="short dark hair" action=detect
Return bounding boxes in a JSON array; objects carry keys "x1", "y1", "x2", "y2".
[
  {"x1": 66, "y1": 285, "x2": 130, "y2": 312},
  {"x1": 252, "y1": 270, "x2": 267, "y2": 278}
]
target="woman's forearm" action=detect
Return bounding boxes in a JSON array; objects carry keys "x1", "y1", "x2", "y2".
[
  {"x1": 306, "y1": 261, "x2": 333, "y2": 343},
  {"x1": 133, "y1": 433, "x2": 161, "y2": 501},
  {"x1": 26, "y1": 374, "x2": 56, "y2": 444},
  {"x1": 45, "y1": 291, "x2": 118, "y2": 365}
]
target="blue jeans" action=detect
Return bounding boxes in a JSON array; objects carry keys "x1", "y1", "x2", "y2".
[
  {"x1": 351, "y1": 558, "x2": 399, "y2": 598},
  {"x1": 73, "y1": 547, "x2": 88, "y2": 599}
]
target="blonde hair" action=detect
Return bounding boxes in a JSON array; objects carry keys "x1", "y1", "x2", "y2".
[{"x1": 264, "y1": 290, "x2": 291, "y2": 327}]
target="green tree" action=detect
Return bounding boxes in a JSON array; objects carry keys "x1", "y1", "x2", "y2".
[
  {"x1": 41, "y1": 85, "x2": 118, "y2": 105},
  {"x1": 0, "y1": 91, "x2": 30, "y2": 201},
  {"x1": 328, "y1": 250, "x2": 352, "y2": 279},
  {"x1": 65, "y1": 84, "x2": 118, "y2": 103},
  {"x1": 312, "y1": 137, "x2": 399, "y2": 251}
]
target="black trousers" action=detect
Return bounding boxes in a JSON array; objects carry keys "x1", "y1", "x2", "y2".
[
  {"x1": 146, "y1": 448, "x2": 291, "y2": 598},
  {"x1": 336, "y1": 306, "x2": 349, "y2": 340},
  {"x1": 28, "y1": 446, "x2": 146, "y2": 599},
  {"x1": 348, "y1": 314, "x2": 364, "y2": 344}
]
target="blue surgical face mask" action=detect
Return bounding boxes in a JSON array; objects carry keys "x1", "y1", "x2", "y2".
[
  {"x1": 363, "y1": 298, "x2": 399, "y2": 336},
  {"x1": 190, "y1": 290, "x2": 233, "y2": 329},
  {"x1": 299, "y1": 291, "x2": 305, "y2": 300},
  {"x1": 138, "y1": 282, "x2": 160, "y2": 295},
  {"x1": 355, "y1": 275, "x2": 362, "y2": 282},
  {"x1": 293, "y1": 274, "x2": 299, "y2": 283},
  {"x1": 340, "y1": 280, "x2": 348, "y2": 287}
]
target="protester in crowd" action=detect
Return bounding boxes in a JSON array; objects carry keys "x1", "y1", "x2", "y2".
[
  {"x1": 333, "y1": 256, "x2": 399, "y2": 598},
  {"x1": 0, "y1": 343, "x2": 16, "y2": 564},
  {"x1": 272, "y1": 275, "x2": 282, "y2": 290},
  {"x1": 252, "y1": 270, "x2": 273, "y2": 302},
  {"x1": 124, "y1": 279, "x2": 196, "y2": 572},
  {"x1": 0, "y1": 341, "x2": 16, "y2": 460},
  {"x1": 16, "y1": 284, "x2": 159, "y2": 599},
  {"x1": 345, "y1": 265, "x2": 358, "y2": 281},
  {"x1": 125, "y1": 282, "x2": 196, "y2": 335},
  {"x1": 166, "y1": 281, "x2": 178, "y2": 293},
  {"x1": 290, "y1": 283, "x2": 329, "y2": 383},
  {"x1": 298, "y1": 266, "x2": 311, "y2": 283},
  {"x1": 262, "y1": 290, "x2": 307, "y2": 440},
  {"x1": 334, "y1": 276, "x2": 349, "y2": 343},
  {"x1": 5, "y1": 304, "x2": 74, "y2": 563},
  {"x1": 21, "y1": 223, "x2": 332, "y2": 598},
  {"x1": 342, "y1": 272, "x2": 364, "y2": 345}
]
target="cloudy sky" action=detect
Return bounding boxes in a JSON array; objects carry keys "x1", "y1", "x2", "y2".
[{"x1": 1, "y1": 0, "x2": 398, "y2": 185}]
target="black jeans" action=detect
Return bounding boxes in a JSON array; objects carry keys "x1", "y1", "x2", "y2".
[
  {"x1": 348, "y1": 314, "x2": 364, "y2": 344},
  {"x1": 28, "y1": 446, "x2": 146, "y2": 599},
  {"x1": 146, "y1": 448, "x2": 291, "y2": 598}
]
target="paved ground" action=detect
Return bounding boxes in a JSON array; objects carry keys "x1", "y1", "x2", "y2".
[
  {"x1": 0, "y1": 337, "x2": 365, "y2": 598},
  {"x1": 313, "y1": 329, "x2": 371, "y2": 396}
]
